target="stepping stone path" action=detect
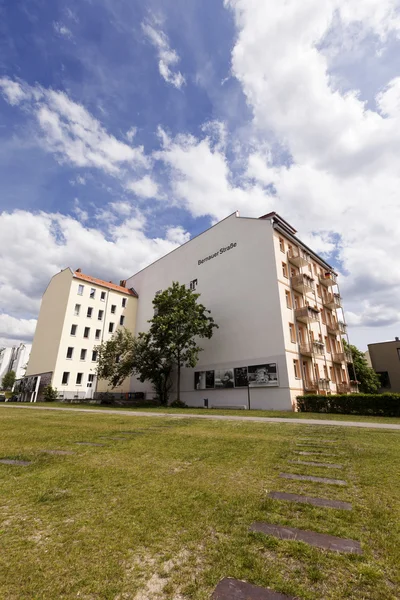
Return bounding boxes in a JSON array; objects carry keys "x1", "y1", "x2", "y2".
[
  {"x1": 99, "y1": 437, "x2": 127, "y2": 441},
  {"x1": 40, "y1": 450, "x2": 74, "y2": 455},
  {"x1": 211, "y1": 577, "x2": 296, "y2": 599},
  {"x1": 288, "y1": 460, "x2": 343, "y2": 469},
  {"x1": 75, "y1": 442, "x2": 105, "y2": 446},
  {"x1": 280, "y1": 473, "x2": 347, "y2": 486},
  {"x1": 268, "y1": 491, "x2": 352, "y2": 510},
  {"x1": 296, "y1": 451, "x2": 339, "y2": 457},
  {"x1": 298, "y1": 438, "x2": 337, "y2": 443},
  {"x1": 250, "y1": 522, "x2": 362, "y2": 554},
  {"x1": 0, "y1": 458, "x2": 31, "y2": 466}
]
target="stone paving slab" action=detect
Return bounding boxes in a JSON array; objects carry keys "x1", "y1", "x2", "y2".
[
  {"x1": 0, "y1": 458, "x2": 31, "y2": 466},
  {"x1": 75, "y1": 442, "x2": 106, "y2": 446},
  {"x1": 40, "y1": 450, "x2": 74, "y2": 455},
  {"x1": 288, "y1": 460, "x2": 343, "y2": 469},
  {"x1": 99, "y1": 437, "x2": 128, "y2": 441},
  {"x1": 250, "y1": 522, "x2": 362, "y2": 554},
  {"x1": 3, "y1": 404, "x2": 400, "y2": 430},
  {"x1": 268, "y1": 491, "x2": 352, "y2": 510},
  {"x1": 280, "y1": 473, "x2": 347, "y2": 485},
  {"x1": 298, "y1": 438, "x2": 337, "y2": 443},
  {"x1": 296, "y1": 451, "x2": 339, "y2": 457},
  {"x1": 211, "y1": 577, "x2": 297, "y2": 599}
]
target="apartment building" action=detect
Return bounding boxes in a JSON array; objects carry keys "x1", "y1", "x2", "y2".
[
  {"x1": 0, "y1": 343, "x2": 31, "y2": 384},
  {"x1": 21, "y1": 268, "x2": 137, "y2": 401},
  {"x1": 368, "y1": 338, "x2": 400, "y2": 392},
  {"x1": 126, "y1": 212, "x2": 355, "y2": 410}
]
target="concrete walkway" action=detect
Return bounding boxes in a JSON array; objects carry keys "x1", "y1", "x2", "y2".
[{"x1": 1, "y1": 404, "x2": 400, "y2": 430}]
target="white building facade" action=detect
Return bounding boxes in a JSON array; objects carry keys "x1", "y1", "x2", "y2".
[
  {"x1": 0, "y1": 343, "x2": 31, "y2": 384},
  {"x1": 22, "y1": 268, "x2": 137, "y2": 402},
  {"x1": 126, "y1": 212, "x2": 354, "y2": 410}
]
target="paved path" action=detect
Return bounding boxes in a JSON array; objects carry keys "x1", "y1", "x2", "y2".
[{"x1": 1, "y1": 404, "x2": 400, "y2": 430}]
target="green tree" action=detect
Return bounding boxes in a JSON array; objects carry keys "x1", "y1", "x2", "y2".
[
  {"x1": 96, "y1": 328, "x2": 174, "y2": 405},
  {"x1": 150, "y1": 282, "x2": 218, "y2": 401},
  {"x1": 43, "y1": 385, "x2": 58, "y2": 402},
  {"x1": 344, "y1": 341, "x2": 381, "y2": 393},
  {"x1": 1, "y1": 370, "x2": 16, "y2": 391}
]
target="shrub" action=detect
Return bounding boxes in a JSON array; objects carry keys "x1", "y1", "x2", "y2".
[
  {"x1": 43, "y1": 385, "x2": 58, "y2": 402},
  {"x1": 169, "y1": 399, "x2": 188, "y2": 408},
  {"x1": 296, "y1": 393, "x2": 400, "y2": 417}
]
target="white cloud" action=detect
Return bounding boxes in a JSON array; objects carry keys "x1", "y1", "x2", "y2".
[
  {"x1": 53, "y1": 22, "x2": 73, "y2": 38},
  {"x1": 0, "y1": 78, "x2": 149, "y2": 176},
  {"x1": 126, "y1": 127, "x2": 137, "y2": 142},
  {"x1": 0, "y1": 209, "x2": 189, "y2": 344},
  {"x1": 142, "y1": 22, "x2": 186, "y2": 89},
  {"x1": 126, "y1": 175, "x2": 159, "y2": 198}
]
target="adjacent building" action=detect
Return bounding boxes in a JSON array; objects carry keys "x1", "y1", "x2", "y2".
[
  {"x1": 367, "y1": 338, "x2": 400, "y2": 392},
  {"x1": 0, "y1": 343, "x2": 31, "y2": 384},
  {"x1": 21, "y1": 268, "x2": 137, "y2": 402},
  {"x1": 126, "y1": 212, "x2": 355, "y2": 410}
]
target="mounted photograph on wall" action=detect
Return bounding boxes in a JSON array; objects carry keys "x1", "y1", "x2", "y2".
[
  {"x1": 234, "y1": 366, "x2": 248, "y2": 388},
  {"x1": 214, "y1": 369, "x2": 234, "y2": 388},
  {"x1": 248, "y1": 363, "x2": 279, "y2": 387},
  {"x1": 194, "y1": 370, "x2": 215, "y2": 390}
]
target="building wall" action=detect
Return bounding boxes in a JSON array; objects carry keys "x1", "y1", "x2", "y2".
[
  {"x1": 368, "y1": 341, "x2": 400, "y2": 392},
  {"x1": 126, "y1": 213, "x2": 292, "y2": 410},
  {"x1": 26, "y1": 268, "x2": 73, "y2": 377},
  {"x1": 53, "y1": 278, "x2": 137, "y2": 396},
  {"x1": 0, "y1": 348, "x2": 12, "y2": 385},
  {"x1": 9, "y1": 343, "x2": 32, "y2": 380}
]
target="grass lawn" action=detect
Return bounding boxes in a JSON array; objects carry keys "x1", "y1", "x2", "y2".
[
  {"x1": 14, "y1": 401, "x2": 400, "y2": 424},
  {"x1": 1, "y1": 408, "x2": 400, "y2": 599}
]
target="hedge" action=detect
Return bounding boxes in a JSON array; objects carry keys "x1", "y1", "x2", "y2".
[{"x1": 296, "y1": 393, "x2": 400, "y2": 417}]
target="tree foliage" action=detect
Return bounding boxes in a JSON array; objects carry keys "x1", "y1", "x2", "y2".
[
  {"x1": 1, "y1": 370, "x2": 16, "y2": 390},
  {"x1": 344, "y1": 341, "x2": 381, "y2": 394},
  {"x1": 149, "y1": 282, "x2": 218, "y2": 401},
  {"x1": 96, "y1": 282, "x2": 218, "y2": 404},
  {"x1": 43, "y1": 385, "x2": 58, "y2": 402}
]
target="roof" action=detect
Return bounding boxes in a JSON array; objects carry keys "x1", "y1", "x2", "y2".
[
  {"x1": 259, "y1": 212, "x2": 297, "y2": 235},
  {"x1": 73, "y1": 270, "x2": 138, "y2": 297}
]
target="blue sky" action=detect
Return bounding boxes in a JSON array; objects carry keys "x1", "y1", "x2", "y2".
[{"x1": 2, "y1": 0, "x2": 400, "y2": 350}]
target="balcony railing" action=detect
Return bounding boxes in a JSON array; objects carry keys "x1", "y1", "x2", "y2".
[
  {"x1": 300, "y1": 341, "x2": 324, "y2": 356},
  {"x1": 291, "y1": 274, "x2": 315, "y2": 294},
  {"x1": 327, "y1": 321, "x2": 347, "y2": 336},
  {"x1": 323, "y1": 293, "x2": 342, "y2": 310},
  {"x1": 337, "y1": 382, "x2": 351, "y2": 394},
  {"x1": 317, "y1": 378, "x2": 331, "y2": 391},
  {"x1": 295, "y1": 306, "x2": 320, "y2": 324},
  {"x1": 304, "y1": 379, "x2": 318, "y2": 392},
  {"x1": 288, "y1": 247, "x2": 310, "y2": 267},
  {"x1": 332, "y1": 351, "x2": 352, "y2": 363},
  {"x1": 319, "y1": 272, "x2": 337, "y2": 287}
]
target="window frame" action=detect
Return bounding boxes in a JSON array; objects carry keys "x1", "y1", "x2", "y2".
[
  {"x1": 61, "y1": 371, "x2": 70, "y2": 385},
  {"x1": 285, "y1": 290, "x2": 292, "y2": 309},
  {"x1": 289, "y1": 323, "x2": 296, "y2": 344},
  {"x1": 80, "y1": 349, "x2": 87, "y2": 361},
  {"x1": 90, "y1": 288, "x2": 96, "y2": 299},
  {"x1": 70, "y1": 324, "x2": 77, "y2": 336},
  {"x1": 293, "y1": 359, "x2": 300, "y2": 379},
  {"x1": 100, "y1": 291, "x2": 106, "y2": 301},
  {"x1": 66, "y1": 347, "x2": 74, "y2": 359},
  {"x1": 74, "y1": 304, "x2": 81, "y2": 316},
  {"x1": 119, "y1": 315, "x2": 125, "y2": 326},
  {"x1": 98, "y1": 310, "x2": 104, "y2": 321},
  {"x1": 95, "y1": 329, "x2": 101, "y2": 340},
  {"x1": 282, "y1": 262, "x2": 288, "y2": 278},
  {"x1": 122, "y1": 298, "x2": 127, "y2": 308},
  {"x1": 279, "y1": 237, "x2": 285, "y2": 253},
  {"x1": 77, "y1": 285, "x2": 84, "y2": 296},
  {"x1": 87, "y1": 307, "x2": 93, "y2": 318},
  {"x1": 83, "y1": 327, "x2": 90, "y2": 339},
  {"x1": 108, "y1": 322, "x2": 114, "y2": 333},
  {"x1": 76, "y1": 373, "x2": 83, "y2": 385},
  {"x1": 91, "y1": 350, "x2": 98, "y2": 362},
  {"x1": 110, "y1": 304, "x2": 116, "y2": 314}
]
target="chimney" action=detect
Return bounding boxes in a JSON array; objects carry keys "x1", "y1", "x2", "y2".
[
  {"x1": 76, "y1": 268, "x2": 82, "y2": 273},
  {"x1": 120, "y1": 280, "x2": 126, "y2": 288}
]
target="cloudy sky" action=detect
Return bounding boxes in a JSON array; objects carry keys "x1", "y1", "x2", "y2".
[{"x1": 1, "y1": 0, "x2": 400, "y2": 351}]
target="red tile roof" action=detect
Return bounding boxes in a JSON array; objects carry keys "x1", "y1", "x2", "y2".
[{"x1": 73, "y1": 271, "x2": 138, "y2": 296}]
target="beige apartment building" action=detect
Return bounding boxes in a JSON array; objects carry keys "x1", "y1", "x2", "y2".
[
  {"x1": 21, "y1": 268, "x2": 137, "y2": 401},
  {"x1": 368, "y1": 339, "x2": 400, "y2": 392}
]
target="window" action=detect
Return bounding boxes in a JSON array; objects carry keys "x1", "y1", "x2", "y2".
[
  {"x1": 87, "y1": 373, "x2": 95, "y2": 388},
  {"x1": 330, "y1": 367, "x2": 335, "y2": 382},
  {"x1": 293, "y1": 359, "x2": 300, "y2": 379},
  {"x1": 313, "y1": 264, "x2": 317, "y2": 275},
  {"x1": 76, "y1": 373, "x2": 83, "y2": 385},
  {"x1": 119, "y1": 315, "x2": 125, "y2": 326},
  {"x1": 78, "y1": 284, "x2": 84, "y2": 296},
  {"x1": 74, "y1": 304, "x2": 81, "y2": 316},
  {"x1": 109, "y1": 322, "x2": 114, "y2": 333},
  {"x1": 377, "y1": 371, "x2": 391, "y2": 388},
  {"x1": 100, "y1": 291, "x2": 106, "y2": 301},
  {"x1": 90, "y1": 288, "x2": 96, "y2": 299},
  {"x1": 66, "y1": 347, "x2": 74, "y2": 359},
  {"x1": 80, "y1": 349, "x2": 87, "y2": 361},
  {"x1": 122, "y1": 298, "x2": 127, "y2": 308},
  {"x1": 316, "y1": 284, "x2": 322, "y2": 298},
  {"x1": 323, "y1": 365, "x2": 329, "y2": 380},
  {"x1": 70, "y1": 324, "x2": 77, "y2": 336},
  {"x1": 87, "y1": 307, "x2": 93, "y2": 318},
  {"x1": 61, "y1": 372, "x2": 70, "y2": 385},
  {"x1": 298, "y1": 326, "x2": 305, "y2": 344},
  {"x1": 95, "y1": 329, "x2": 101, "y2": 340},
  {"x1": 325, "y1": 336, "x2": 330, "y2": 352},
  {"x1": 321, "y1": 309, "x2": 326, "y2": 324},
  {"x1": 290, "y1": 266, "x2": 297, "y2": 277},
  {"x1": 282, "y1": 262, "x2": 288, "y2": 278},
  {"x1": 91, "y1": 350, "x2": 98, "y2": 362},
  {"x1": 190, "y1": 279, "x2": 198, "y2": 290},
  {"x1": 285, "y1": 290, "x2": 292, "y2": 309},
  {"x1": 279, "y1": 237, "x2": 285, "y2": 252},
  {"x1": 314, "y1": 363, "x2": 320, "y2": 379},
  {"x1": 111, "y1": 305, "x2": 116, "y2": 314},
  {"x1": 289, "y1": 323, "x2": 296, "y2": 343},
  {"x1": 98, "y1": 310, "x2": 104, "y2": 321},
  {"x1": 84, "y1": 327, "x2": 90, "y2": 338}
]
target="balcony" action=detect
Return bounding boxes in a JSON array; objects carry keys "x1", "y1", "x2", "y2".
[
  {"x1": 317, "y1": 378, "x2": 331, "y2": 391},
  {"x1": 288, "y1": 247, "x2": 310, "y2": 267},
  {"x1": 304, "y1": 379, "x2": 318, "y2": 392},
  {"x1": 323, "y1": 293, "x2": 342, "y2": 310},
  {"x1": 299, "y1": 341, "x2": 325, "y2": 356},
  {"x1": 327, "y1": 321, "x2": 347, "y2": 336},
  {"x1": 291, "y1": 274, "x2": 315, "y2": 294},
  {"x1": 337, "y1": 382, "x2": 350, "y2": 394},
  {"x1": 319, "y1": 272, "x2": 337, "y2": 287},
  {"x1": 332, "y1": 351, "x2": 352, "y2": 363},
  {"x1": 295, "y1": 306, "x2": 320, "y2": 324}
]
